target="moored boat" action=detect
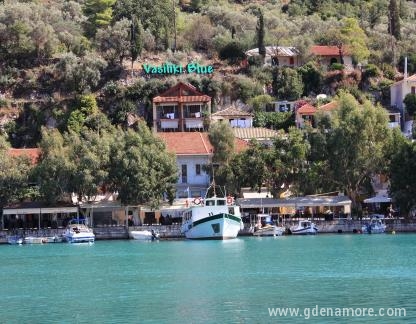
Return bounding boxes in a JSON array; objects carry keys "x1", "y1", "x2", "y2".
[
  {"x1": 130, "y1": 230, "x2": 159, "y2": 241},
  {"x1": 290, "y1": 220, "x2": 318, "y2": 235},
  {"x1": 63, "y1": 219, "x2": 95, "y2": 243},
  {"x1": 180, "y1": 195, "x2": 244, "y2": 240},
  {"x1": 24, "y1": 236, "x2": 48, "y2": 244},
  {"x1": 252, "y1": 214, "x2": 285, "y2": 236},
  {"x1": 361, "y1": 215, "x2": 386, "y2": 234}
]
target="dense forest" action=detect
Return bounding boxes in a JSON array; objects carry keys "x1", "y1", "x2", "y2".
[{"x1": 1, "y1": 0, "x2": 416, "y2": 214}]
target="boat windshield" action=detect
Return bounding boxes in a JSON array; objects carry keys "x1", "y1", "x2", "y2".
[{"x1": 205, "y1": 198, "x2": 226, "y2": 206}]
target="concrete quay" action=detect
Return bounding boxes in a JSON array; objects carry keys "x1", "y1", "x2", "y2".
[{"x1": 2, "y1": 219, "x2": 416, "y2": 243}]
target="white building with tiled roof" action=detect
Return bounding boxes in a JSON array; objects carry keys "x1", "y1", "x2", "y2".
[
  {"x1": 390, "y1": 74, "x2": 416, "y2": 111},
  {"x1": 245, "y1": 46, "x2": 301, "y2": 67},
  {"x1": 158, "y1": 132, "x2": 247, "y2": 199},
  {"x1": 211, "y1": 105, "x2": 253, "y2": 128}
]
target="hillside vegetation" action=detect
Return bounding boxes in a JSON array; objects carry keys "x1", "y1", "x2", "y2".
[{"x1": 0, "y1": 0, "x2": 415, "y2": 147}]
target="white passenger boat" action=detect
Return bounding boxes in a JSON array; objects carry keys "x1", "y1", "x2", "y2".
[
  {"x1": 63, "y1": 219, "x2": 95, "y2": 243},
  {"x1": 181, "y1": 195, "x2": 244, "y2": 240},
  {"x1": 252, "y1": 214, "x2": 285, "y2": 236},
  {"x1": 130, "y1": 230, "x2": 159, "y2": 241},
  {"x1": 361, "y1": 215, "x2": 386, "y2": 234},
  {"x1": 290, "y1": 220, "x2": 318, "y2": 235}
]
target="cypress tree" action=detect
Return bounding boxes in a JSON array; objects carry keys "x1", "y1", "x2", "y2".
[
  {"x1": 388, "y1": 0, "x2": 401, "y2": 40},
  {"x1": 130, "y1": 15, "x2": 143, "y2": 74},
  {"x1": 256, "y1": 9, "x2": 266, "y2": 59}
]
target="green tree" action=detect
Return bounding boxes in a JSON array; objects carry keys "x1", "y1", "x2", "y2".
[
  {"x1": 0, "y1": 136, "x2": 34, "y2": 207},
  {"x1": 403, "y1": 93, "x2": 416, "y2": 117},
  {"x1": 130, "y1": 15, "x2": 143, "y2": 72},
  {"x1": 113, "y1": 0, "x2": 174, "y2": 49},
  {"x1": 297, "y1": 62, "x2": 323, "y2": 96},
  {"x1": 66, "y1": 129, "x2": 113, "y2": 202},
  {"x1": 95, "y1": 18, "x2": 131, "y2": 66},
  {"x1": 55, "y1": 52, "x2": 107, "y2": 93},
  {"x1": 67, "y1": 94, "x2": 99, "y2": 132},
  {"x1": 388, "y1": 0, "x2": 401, "y2": 40},
  {"x1": 34, "y1": 128, "x2": 73, "y2": 204},
  {"x1": 208, "y1": 122, "x2": 235, "y2": 165},
  {"x1": 256, "y1": 8, "x2": 265, "y2": 59},
  {"x1": 248, "y1": 94, "x2": 273, "y2": 112},
  {"x1": 84, "y1": 0, "x2": 116, "y2": 37},
  {"x1": 340, "y1": 18, "x2": 370, "y2": 63},
  {"x1": 265, "y1": 127, "x2": 310, "y2": 197},
  {"x1": 219, "y1": 41, "x2": 245, "y2": 65},
  {"x1": 388, "y1": 132, "x2": 415, "y2": 216},
  {"x1": 324, "y1": 93, "x2": 391, "y2": 209},
  {"x1": 272, "y1": 67, "x2": 304, "y2": 101},
  {"x1": 109, "y1": 122, "x2": 177, "y2": 207}
]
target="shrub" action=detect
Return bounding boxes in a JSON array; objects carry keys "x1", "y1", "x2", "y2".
[
  {"x1": 363, "y1": 64, "x2": 381, "y2": 79},
  {"x1": 330, "y1": 63, "x2": 344, "y2": 71},
  {"x1": 219, "y1": 42, "x2": 245, "y2": 64}
]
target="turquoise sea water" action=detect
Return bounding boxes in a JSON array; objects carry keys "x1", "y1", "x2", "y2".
[{"x1": 0, "y1": 234, "x2": 415, "y2": 323}]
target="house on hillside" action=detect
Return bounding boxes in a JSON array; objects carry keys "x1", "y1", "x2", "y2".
[
  {"x1": 296, "y1": 103, "x2": 317, "y2": 128},
  {"x1": 245, "y1": 46, "x2": 301, "y2": 67},
  {"x1": 211, "y1": 105, "x2": 253, "y2": 128},
  {"x1": 390, "y1": 74, "x2": 416, "y2": 111},
  {"x1": 267, "y1": 100, "x2": 297, "y2": 112},
  {"x1": 158, "y1": 132, "x2": 247, "y2": 199},
  {"x1": 310, "y1": 45, "x2": 353, "y2": 69},
  {"x1": 152, "y1": 82, "x2": 211, "y2": 132},
  {"x1": 296, "y1": 101, "x2": 339, "y2": 128}
]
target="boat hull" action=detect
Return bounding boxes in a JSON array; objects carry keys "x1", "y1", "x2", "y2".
[
  {"x1": 290, "y1": 226, "x2": 318, "y2": 235},
  {"x1": 65, "y1": 235, "x2": 95, "y2": 243},
  {"x1": 183, "y1": 213, "x2": 242, "y2": 240},
  {"x1": 361, "y1": 225, "x2": 386, "y2": 234},
  {"x1": 130, "y1": 230, "x2": 159, "y2": 240},
  {"x1": 253, "y1": 225, "x2": 285, "y2": 236}
]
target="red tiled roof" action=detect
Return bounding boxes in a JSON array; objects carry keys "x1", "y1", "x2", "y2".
[
  {"x1": 310, "y1": 45, "x2": 350, "y2": 56},
  {"x1": 158, "y1": 132, "x2": 247, "y2": 155},
  {"x1": 297, "y1": 104, "x2": 317, "y2": 115},
  {"x1": 158, "y1": 132, "x2": 214, "y2": 155},
  {"x1": 407, "y1": 74, "x2": 416, "y2": 81},
  {"x1": 153, "y1": 82, "x2": 211, "y2": 103},
  {"x1": 319, "y1": 101, "x2": 338, "y2": 112},
  {"x1": 8, "y1": 148, "x2": 41, "y2": 164}
]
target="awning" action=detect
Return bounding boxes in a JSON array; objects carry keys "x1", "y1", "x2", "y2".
[
  {"x1": 2, "y1": 207, "x2": 79, "y2": 215},
  {"x1": 363, "y1": 196, "x2": 391, "y2": 203},
  {"x1": 237, "y1": 196, "x2": 352, "y2": 209}
]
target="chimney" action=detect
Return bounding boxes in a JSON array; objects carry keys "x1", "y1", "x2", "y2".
[{"x1": 404, "y1": 56, "x2": 408, "y2": 79}]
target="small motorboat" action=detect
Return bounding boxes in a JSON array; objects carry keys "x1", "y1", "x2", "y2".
[
  {"x1": 252, "y1": 214, "x2": 285, "y2": 236},
  {"x1": 362, "y1": 215, "x2": 386, "y2": 234},
  {"x1": 63, "y1": 219, "x2": 95, "y2": 243},
  {"x1": 130, "y1": 229, "x2": 159, "y2": 241},
  {"x1": 24, "y1": 236, "x2": 48, "y2": 244},
  {"x1": 290, "y1": 220, "x2": 318, "y2": 235}
]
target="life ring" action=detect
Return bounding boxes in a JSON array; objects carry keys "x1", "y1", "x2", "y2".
[
  {"x1": 193, "y1": 197, "x2": 202, "y2": 205},
  {"x1": 226, "y1": 196, "x2": 233, "y2": 205}
]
